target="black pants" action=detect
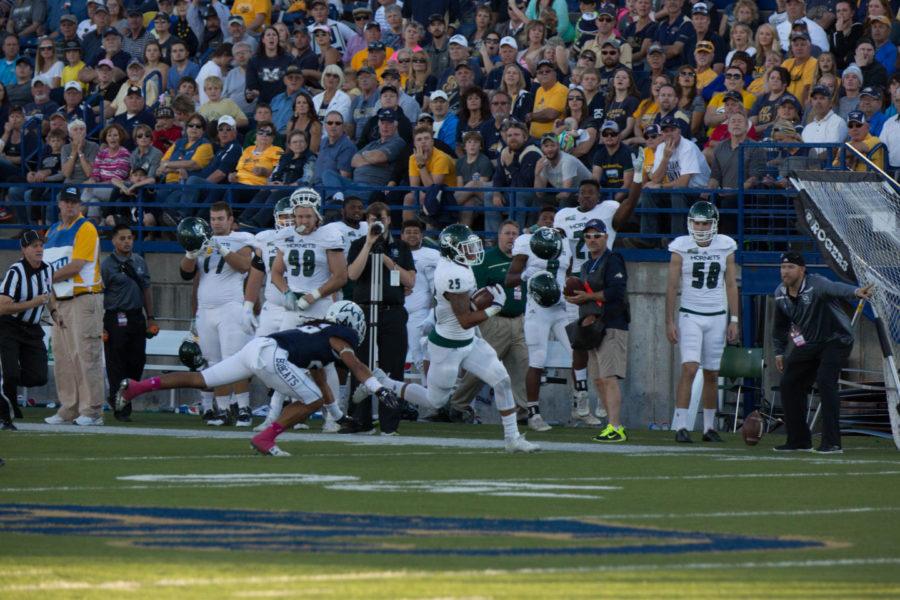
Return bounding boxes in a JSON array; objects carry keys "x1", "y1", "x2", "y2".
[
  {"x1": 0, "y1": 319, "x2": 48, "y2": 422},
  {"x1": 103, "y1": 309, "x2": 147, "y2": 416},
  {"x1": 779, "y1": 340, "x2": 851, "y2": 448},
  {"x1": 348, "y1": 304, "x2": 408, "y2": 433}
]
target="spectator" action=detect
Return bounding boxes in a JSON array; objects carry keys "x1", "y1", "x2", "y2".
[
  {"x1": 230, "y1": 0, "x2": 270, "y2": 34},
  {"x1": 644, "y1": 115, "x2": 711, "y2": 234},
  {"x1": 604, "y1": 68, "x2": 640, "y2": 138},
  {"x1": 381, "y1": 5, "x2": 404, "y2": 50},
  {"x1": 854, "y1": 39, "x2": 887, "y2": 91},
  {"x1": 242, "y1": 129, "x2": 316, "y2": 228},
  {"x1": 583, "y1": 7, "x2": 633, "y2": 69},
  {"x1": 107, "y1": 60, "x2": 159, "y2": 117},
  {"x1": 82, "y1": 123, "x2": 131, "y2": 220},
  {"x1": 101, "y1": 223, "x2": 155, "y2": 422},
  {"x1": 33, "y1": 37, "x2": 63, "y2": 89},
  {"x1": 591, "y1": 120, "x2": 633, "y2": 202},
  {"x1": 801, "y1": 84, "x2": 848, "y2": 159},
  {"x1": 402, "y1": 124, "x2": 458, "y2": 221},
  {"x1": 314, "y1": 110, "x2": 356, "y2": 191},
  {"x1": 528, "y1": 59, "x2": 567, "y2": 138},
  {"x1": 655, "y1": 83, "x2": 693, "y2": 138},
  {"x1": 228, "y1": 119, "x2": 283, "y2": 207},
  {"x1": 552, "y1": 87, "x2": 597, "y2": 166},
  {"x1": 764, "y1": 121, "x2": 820, "y2": 188},
  {"x1": 479, "y1": 89, "x2": 511, "y2": 159},
  {"x1": 498, "y1": 63, "x2": 533, "y2": 123},
  {"x1": 629, "y1": 73, "x2": 667, "y2": 145},
  {"x1": 526, "y1": 0, "x2": 575, "y2": 44},
  {"x1": 776, "y1": 0, "x2": 829, "y2": 53},
  {"x1": 534, "y1": 133, "x2": 592, "y2": 206},
  {"x1": 484, "y1": 36, "x2": 529, "y2": 91},
  {"x1": 838, "y1": 110, "x2": 885, "y2": 171},
  {"x1": 831, "y1": 0, "x2": 863, "y2": 69},
  {"x1": 455, "y1": 86, "x2": 490, "y2": 153},
  {"x1": 225, "y1": 15, "x2": 258, "y2": 56},
  {"x1": 867, "y1": 15, "x2": 896, "y2": 78},
  {"x1": 707, "y1": 111, "x2": 766, "y2": 230},
  {"x1": 782, "y1": 31, "x2": 817, "y2": 105},
  {"x1": 308, "y1": 0, "x2": 355, "y2": 55},
  {"x1": 454, "y1": 130, "x2": 495, "y2": 227},
  {"x1": 9, "y1": 129, "x2": 65, "y2": 224},
  {"x1": 837, "y1": 64, "x2": 864, "y2": 119},
  {"x1": 0, "y1": 35, "x2": 19, "y2": 87},
  {"x1": 881, "y1": 86, "x2": 900, "y2": 178},
  {"x1": 106, "y1": 123, "x2": 161, "y2": 227},
  {"x1": 344, "y1": 6, "x2": 379, "y2": 65},
  {"x1": 653, "y1": 0, "x2": 692, "y2": 71},
  {"x1": 222, "y1": 42, "x2": 254, "y2": 116},
  {"x1": 151, "y1": 11, "x2": 182, "y2": 64},
  {"x1": 151, "y1": 105, "x2": 182, "y2": 154},
  {"x1": 357, "y1": 84, "x2": 413, "y2": 146},
  {"x1": 43, "y1": 186, "x2": 105, "y2": 427},
  {"x1": 727, "y1": 23, "x2": 756, "y2": 67},
  {"x1": 686, "y1": 2, "x2": 726, "y2": 71},
  {"x1": 7, "y1": 57, "x2": 34, "y2": 106},
  {"x1": 84, "y1": 28, "x2": 130, "y2": 83},
  {"x1": 246, "y1": 26, "x2": 295, "y2": 105},
  {"x1": 61, "y1": 41, "x2": 87, "y2": 93},
  {"x1": 0, "y1": 230, "x2": 55, "y2": 431},
  {"x1": 313, "y1": 64, "x2": 352, "y2": 122},
  {"x1": 380, "y1": 67, "x2": 421, "y2": 124},
  {"x1": 406, "y1": 50, "x2": 437, "y2": 109},
  {"x1": 23, "y1": 80, "x2": 59, "y2": 119},
  {"x1": 121, "y1": 8, "x2": 154, "y2": 62},
  {"x1": 244, "y1": 103, "x2": 285, "y2": 148},
  {"x1": 750, "y1": 66, "x2": 798, "y2": 128},
  {"x1": 349, "y1": 66, "x2": 380, "y2": 141},
  {"x1": 858, "y1": 85, "x2": 887, "y2": 135},
  {"x1": 198, "y1": 75, "x2": 250, "y2": 130},
  {"x1": 705, "y1": 91, "x2": 761, "y2": 158},
  {"x1": 158, "y1": 114, "x2": 214, "y2": 208},
  {"x1": 112, "y1": 86, "x2": 156, "y2": 149},
  {"x1": 196, "y1": 44, "x2": 235, "y2": 105},
  {"x1": 673, "y1": 66, "x2": 705, "y2": 137},
  {"x1": 54, "y1": 15, "x2": 81, "y2": 62},
  {"x1": 286, "y1": 92, "x2": 321, "y2": 153},
  {"x1": 269, "y1": 65, "x2": 305, "y2": 134},
  {"x1": 491, "y1": 119, "x2": 542, "y2": 230},
  {"x1": 60, "y1": 119, "x2": 100, "y2": 196},
  {"x1": 567, "y1": 218, "x2": 629, "y2": 443}
]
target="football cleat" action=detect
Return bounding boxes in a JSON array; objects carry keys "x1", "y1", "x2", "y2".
[
  {"x1": 592, "y1": 424, "x2": 627, "y2": 443},
  {"x1": 702, "y1": 429, "x2": 724, "y2": 442},
  {"x1": 115, "y1": 378, "x2": 137, "y2": 411},
  {"x1": 505, "y1": 434, "x2": 540, "y2": 453},
  {"x1": 235, "y1": 407, "x2": 252, "y2": 427},
  {"x1": 322, "y1": 414, "x2": 341, "y2": 432},
  {"x1": 675, "y1": 428, "x2": 693, "y2": 443},
  {"x1": 253, "y1": 415, "x2": 275, "y2": 432},
  {"x1": 250, "y1": 438, "x2": 291, "y2": 457},
  {"x1": 572, "y1": 391, "x2": 603, "y2": 426},
  {"x1": 814, "y1": 445, "x2": 843, "y2": 454},
  {"x1": 205, "y1": 411, "x2": 228, "y2": 426},
  {"x1": 293, "y1": 422, "x2": 310, "y2": 430},
  {"x1": 527, "y1": 413, "x2": 552, "y2": 432},
  {"x1": 1, "y1": 421, "x2": 18, "y2": 431},
  {"x1": 773, "y1": 443, "x2": 814, "y2": 452}
]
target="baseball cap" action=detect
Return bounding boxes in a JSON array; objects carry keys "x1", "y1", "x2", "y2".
[
  {"x1": 368, "y1": 40, "x2": 386, "y2": 51},
  {"x1": 94, "y1": 3, "x2": 109, "y2": 13},
  {"x1": 19, "y1": 230, "x2": 44, "y2": 248},
  {"x1": 155, "y1": 11, "x2": 171, "y2": 20},
  {"x1": 364, "y1": 21, "x2": 381, "y2": 30},
  {"x1": 155, "y1": 105, "x2": 174, "y2": 118},
  {"x1": 97, "y1": 58, "x2": 115, "y2": 69},
  {"x1": 15, "y1": 56, "x2": 33, "y2": 68},
  {"x1": 723, "y1": 90, "x2": 743, "y2": 103},
  {"x1": 358, "y1": 66, "x2": 376, "y2": 76},
  {"x1": 578, "y1": 14, "x2": 598, "y2": 35},
  {"x1": 352, "y1": 4, "x2": 373, "y2": 14},
  {"x1": 602, "y1": 38, "x2": 621, "y2": 49},
  {"x1": 377, "y1": 108, "x2": 398, "y2": 121},
  {"x1": 127, "y1": 58, "x2": 144, "y2": 68},
  {"x1": 310, "y1": 23, "x2": 331, "y2": 34},
  {"x1": 597, "y1": 3, "x2": 616, "y2": 17},
  {"x1": 417, "y1": 113, "x2": 435, "y2": 122},
  {"x1": 309, "y1": 0, "x2": 327, "y2": 6},
  {"x1": 847, "y1": 110, "x2": 866, "y2": 124},
  {"x1": 381, "y1": 67, "x2": 400, "y2": 79},
  {"x1": 50, "y1": 109, "x2": 68, "y2": 121},
  {"x1": 63, "y1": 40, "x2": 82, "y2": 53},
  {"x1": 583, "y1": 218, "x2": 607, "y2": 234},
  {"x1": 691, "y1": 2, "x2": 709, "y2": 15},
  {"x1": 228, "y1": 15, "x2": 244, "y2": 25},
  {"x1": 59, "y1": 186, "x2": 81, "y2": 203},
  {"x1": 867, "y1": 15, "x2": 891, "y2": 26},
  {"x1": 30, "y1": 78, "x2": 46, "y2": 87},
  {"x1": 380, "y1": 84, "x2": 399, "y2": 95},
  {"x1": 644, "y1": 123, "x2": 661, "y2": 137},
  {"x1": 449, "y1": 34, "x2": 468, "y2": 47},
  {"x1": 600, "y1": 119, "x2": 620, "y2": 133},
  {"x1": 778, "y1": 94, "x2": 802, "y2": 113},
  {"x1": 60, "y1": 14, "x2": 78, "y2": 23},
  {"x1": 810, "y1": 84, "x2": 831, "y2": 97},
  {"x1": 536, "y1": 59, "x2": 555, "y2": 70},
  {"x1": 125, "y1": 85, "x2": 143, "y2": 97},
  {"x1": 780, "y1": 251, "x2": 805, "y2": 267},
  {"x1": 103, "y1": 28, "x2": 121, "y2": 37},
  {"x1": 540, "y1": 132, "x2": 559, "y2": 144},
  {"x1": 127, "y1": 7, "x2": 143, "y2": 17},
  {"x1": 64, "y1": 81, "x2": 83, "y2": 92},
  {"x1": 499, "y1": 36, "x2": 518, "y2": 49},
  {"x1": 284, "y1": 64, "x2": 302, "y2": 77},
  {"x1": 218, "y1": 115, "x2": 237, "y2": 128},
  {"x1": 659, "y1": 114, "x2": 685, "y2": 130},
  {"x1": 695, "y1": 40, "x2": 714, "y2": 53},
  {"x1": 790, "y1": 30, "x2": 810, "y2": 41},
  {"x1": 647, "y1": 43, "x2": 664, "y2": 55},
  {"x1": 454, "y1": 61, "x2": 474, "y2": 72},
  {"x1": 772, "y1": 120, "x2": 799, "y2": 136},
  {"x1": 860, "y1": 86, "x2": 881, "y2": 98},
  {"x1": 430, "y1": 90, "x2": 449, "y2": 101}
]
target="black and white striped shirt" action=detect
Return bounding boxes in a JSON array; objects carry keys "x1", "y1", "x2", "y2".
[{"x1": 0, "y1": 259, "x2": 54, "y2": 325}]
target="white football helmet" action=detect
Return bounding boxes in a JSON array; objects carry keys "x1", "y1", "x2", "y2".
[
  {"x1": 273, "y1": 197, "x2": 294, "y2": 231},
  {"x1": 687, "y1": 201, "x2": 719, "y2": 245},
  {"x1": 325, "y1": 300, "x2": 367, "y2": 343},
  {"x1": 290, "y1": 187, "x2": 323, "y2": 220}
]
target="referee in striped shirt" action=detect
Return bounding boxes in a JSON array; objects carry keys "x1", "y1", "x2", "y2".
[{"x1": 0, "y1": 231, "x2": 58, "y2": 430}]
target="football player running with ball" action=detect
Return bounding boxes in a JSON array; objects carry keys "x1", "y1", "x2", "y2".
[
  {"x1": 117, "y1": 301, "x2": 392, "y2": 456},
  {"x1": 505, "y1": 222, "x2": 573, "y2": 432},
  {"x1": 178, "y1": 203, "x2": 255, "y2": 426},
  {"x1": 665, "y1": 202, "x2": 739, "y2": 443},
  {"x1": 360, "y1": 224, "x2": 540, "y2": 453}
]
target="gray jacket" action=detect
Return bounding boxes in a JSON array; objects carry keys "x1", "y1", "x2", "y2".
[{"x1": 772, "y1": 273, "x2": 858, "y2": 356}]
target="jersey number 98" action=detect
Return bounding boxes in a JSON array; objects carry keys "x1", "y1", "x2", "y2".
[{"x1": 288, "y1": 249, "x2": 316, "y2": 277}]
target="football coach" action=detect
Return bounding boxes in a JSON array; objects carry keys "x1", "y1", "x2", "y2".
[{"x1": 772, "y1": 251, "x2": 873, "y2": 454}]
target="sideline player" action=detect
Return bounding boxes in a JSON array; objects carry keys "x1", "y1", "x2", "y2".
[
  {"x1": 365, "y1": 224, "x2": 540, "y2": 453},
  {"x1": 179, "y1": 203, "x2": 255, "y2": 426},
  {"x1": 665, "y1": 202, "x2": 739, "y2": 443},
  {"x1": 505, "y1": 220, "x2": 574, "y2": 432},
  {"x1": 272, "y1": 188, "x2": 348, "y2": 430},
  {"x1": 554, "y1": 180, "x2": 625, "y2": 420},
  {"x1": 117, "y1": 302, "x2": 397, "y2": 456},
  {"x1": 400, "y1": 219, "x2": 439, "y2": 376}
]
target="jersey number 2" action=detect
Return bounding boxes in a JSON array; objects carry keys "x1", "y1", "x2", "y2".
[{"x1": 691, "y1": 262, "x2": 721, "y2": 289}]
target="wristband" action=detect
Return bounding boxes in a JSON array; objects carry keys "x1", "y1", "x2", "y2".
[
  {"x1": 311, "y1": 289, "x2": 322, "y2": 300},
  {"x1": 485, "y1": 305, "x2": 501, "y2": 317},
  {"x1": 243, "y1": 300, "x2": 254, "y2": 311},
  {"x1": 364, "y1": 377, "x2": 382, "y2": 394},
  {"x1": 729, "y1": 316, "x2": 739, "y2": 323}
]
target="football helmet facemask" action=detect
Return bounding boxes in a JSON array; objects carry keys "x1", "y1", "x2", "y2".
[
  {"x1": 176, "y1": 217, "x2": 212, "y2": 252},
  {"x1": 527, "y1": 271, "x2": 562, "y2": 308},
  {"x1": 439, "y1": 224, "x2": 485, "y2": 266},
  {"x1": 325, "y1": 300, "x2": 367, "y2": 343},
  {"x1": 274, "y1": 197, "x2": 295, "y2": 231},
  {"x1": 530, "y1": 226, "x2": 563, "y2": 260},
  {"x1": 687, "y1": 201, "x2": 719, "y2": 244}
]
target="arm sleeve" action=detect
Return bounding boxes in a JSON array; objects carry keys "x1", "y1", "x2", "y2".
[
  {"x1": 0, "y1": 267, "x2": 19, "y2": 299},
  {"x1": 72, "y1": 222, "x2": 99, "y2": 262},
  {"x1": 817, "y1": 276, "x2": 858, "y2": 302},
  {"x1": 193, "y1": 144, "x2": 214, "y2": 169},
  {"x1": 772, "y1": 304, "x2": 789, "y2": 356}
]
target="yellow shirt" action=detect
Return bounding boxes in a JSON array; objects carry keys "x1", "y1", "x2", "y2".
[
  {"x1": 350, "y1": 47, "x2": 395, "y2": 71},
  {"x1": 705, "y1": 90, "x2": 756, "y2": 136},
  {"x1": 835, "y1": 134, "x2": 885, "y2": 171},
  {"x1": 696, "y1": 68, "x2": 716, "y2": 94},
  {"x1": 62, "y1": 61, "x2": 88, "y2": 93},
  {"x1": 69, "y1": 217, "x2": 102, "y2": 293},
  {"x1": 161, "y1": 140, "x2": 215, "y2": 183},
  {"x1": 747, "y1": 75, "x2": 766, "y2": 96},
  {"x1": 782, "y1": 56, "x2": 817, "y2": 101},
  {"x1": 530, "y1": 82, "x2": 568, "y2": 137},
  {"x1": 409, "y1": 148, "x2": 457, "y2": 187},
  {"x1": 199, "y1": 99, "x2": 247, "y2": 123},
  {"x1": 231, "y1": 0, "x2": 272, "y2": 28},
  {"x1": 633, "y1": 99, "x2": 658, "y2": 136},
  {"x1": 641, "y1": 146, "x2": 657, "y2": 182},
  {"x1": 236, "y1": 145, "x2": 284, "y2": 185}
]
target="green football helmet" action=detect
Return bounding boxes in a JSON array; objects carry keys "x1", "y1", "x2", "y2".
[
  {"x1": 687, "y1": 201, "x2": 719, "y2": 244},
  {"x1": 274, "y1": 197, "x2": 294, "y2": 231},
  {"x1": 176, "y1": 217, "x2": 212, "y2": 252},
  {"x1": 439, "y1": 224, "x2": 484, "y2": 266},
  {"x1": 530, "y1": 227, "x2": 563, "y2": 260},
  {"x1": 527, "y1": 271, "x2": 561, "y2": 308},
  {"x1": 178, "y1": 338, "x2": 207, "y2": 371}
]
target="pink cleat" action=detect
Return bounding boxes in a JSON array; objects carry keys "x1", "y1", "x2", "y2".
[{"x1": 250, "y1": 424, "x2": 290, "y2": 457}]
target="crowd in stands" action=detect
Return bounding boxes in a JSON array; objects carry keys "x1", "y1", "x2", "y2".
[{"x1": 0, "y1": 0, "x2": 898, "y2": 238}]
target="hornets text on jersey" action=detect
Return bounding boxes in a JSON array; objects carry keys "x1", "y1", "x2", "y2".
[{"x1": 668, "y1": 234, "x2": 737, "y2": 314}]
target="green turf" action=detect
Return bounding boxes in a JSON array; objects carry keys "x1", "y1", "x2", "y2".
[{"x1": 1, "y1": 410, "x2": 899, "y2": 599}]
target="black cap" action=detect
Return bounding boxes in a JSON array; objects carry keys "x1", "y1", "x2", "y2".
[
  {"x1": 659, "y1": 114, "x2": 685, "y2": 129},
  {"x1": 781, "y1": 251, "x2": 805, "y2": 267},
  {"x1": 358, "y1": 66, "x2": 376, "y2": 75},
  {"x1": 810, "y1": 84, "x2": 831, "y2": 97},
  {"x1": 381, "y1": 67, "x2": 400, "y2": 79},
  {"x1": 15, "y1": 56, "x2": 33, "y2": 68},
  {"x1": 60, "y1": 186, "x2": 81, "y2": 203},
  {"x1": 103, "y1": 28, "x2": 122, "y2": 37},
  {"x1": 536, "y1": 59, "x2": 555, "y2": 70},
  {"x1": 284, "y1": 64, "x2": 303, "y2": 77},
  {"x1": 19, "y1": 229, "x2": 44, "y2": 248},
  {"x1": 155, "y1": 105, "x2": 174, "y2": 118},
  {"x1": 454, "y1": 61, "x2": 474, "y2": 72},
  {"x1": 368, "y1": 41, "x2": 386, "y2": 51},
  {"x1": 64, "y1": 40, "x2": 83, "y2": 52},
  {"x1": 125, "y1": 85, "x2": 143, "y2": 96},
  {"x1": 127, "y1": 8, "x2": 143, "y2": 17},
  {"x1": 723, "y1": 90, "x2": 743, "y2": 103},
  {"x1": 380, "y1": 84, "x2": 399, "y2": 95},
  {"x1": 377, "y1": 108, "x2": 398, "y2": 121},
  {"x1": 859, "y1": 86, "x2": 881, "y2": 98}
]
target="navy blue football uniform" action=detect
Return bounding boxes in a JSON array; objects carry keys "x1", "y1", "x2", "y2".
[{"x1": 268, "y1": 323, "x2": 359, "y2": 370}]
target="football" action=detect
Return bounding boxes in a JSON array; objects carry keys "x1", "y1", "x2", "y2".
[
  {"x1": 741, "y1": 410, "x2": 765, "y2": 446},
  {"x1": 564, "y1": 276, "x2": 585, "y2": 297},
  {"x1": 471, "y1": 287, "x2": 495, "y2": 311}
]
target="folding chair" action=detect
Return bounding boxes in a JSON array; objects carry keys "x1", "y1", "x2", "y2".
[{"x1": 717, "y1": 346, "x2": 765, "y2": 432}]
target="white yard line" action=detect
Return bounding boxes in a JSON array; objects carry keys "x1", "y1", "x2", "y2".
[
  {"x1": 13, "y1": 423, "x2": 723, "y2": 455},
  {"x1": 555, "y1": 506, "x2": 900, "y2": 520}
]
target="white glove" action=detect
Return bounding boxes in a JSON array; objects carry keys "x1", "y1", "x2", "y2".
[
  {"x1": 210, "y1": 237, "x2": 230, "y2": 257},
  {"x1": 296, "y1": 295, "x2": 311, "y2": 311},
  {"x1": 185, "y1": 248, "x2": 202, "y2": 260},
  {"x1": 240, "y1": 301, "x2": 258, "y2": 335},
  {"x1": 487, "y1": 283, "x2": 507, "y2": 308},
  {"x1": 284, "y1": 291, "x2": 298, "y2": 311}
]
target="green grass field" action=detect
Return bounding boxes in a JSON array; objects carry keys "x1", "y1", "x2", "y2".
[{"x1": 1, "y1": 410, "x2": 899, "y2": 599}]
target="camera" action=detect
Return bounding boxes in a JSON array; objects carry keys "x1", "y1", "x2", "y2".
[{"x1": 371, "y1": 222, "x2": 384, "y2": 236}]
